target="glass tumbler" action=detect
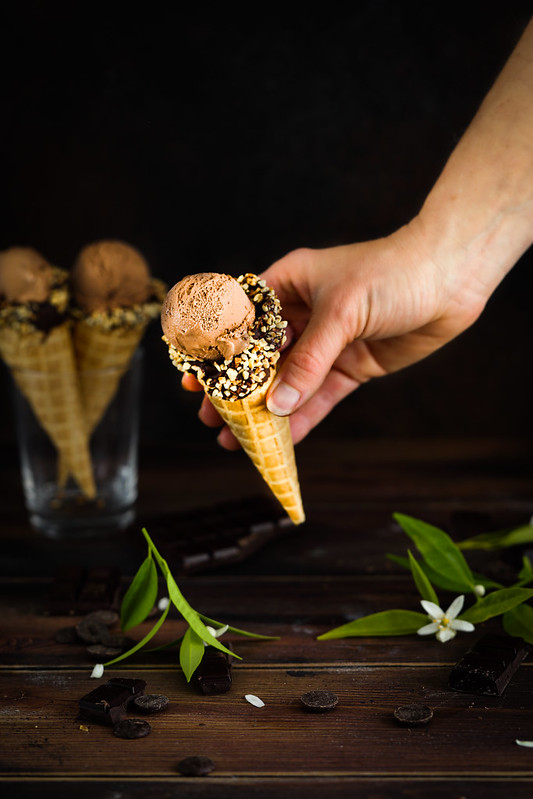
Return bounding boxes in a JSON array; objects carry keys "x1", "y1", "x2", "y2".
[{"x1": 10, "y1": 347, "x2": 143, "y2": 538}]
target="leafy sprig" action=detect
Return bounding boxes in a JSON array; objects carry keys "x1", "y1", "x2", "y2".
[
  {"x1": 318, "y1": 514, "x2": 533, "y2": 644},
  {"x1": 93, "y1": 527, "x2": 277, "y2": 681}
]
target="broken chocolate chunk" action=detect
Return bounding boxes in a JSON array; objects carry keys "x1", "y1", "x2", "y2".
[
  {"x1": 177, "y1": 755, "x2": 215, "y2": 776},
  {"x1": 449, "y1": 634, "x2": 529, "y2": 696},
  {"x1": 193, "y1": 645, "x2": 233, "y2": 695},
  {"x1": 78, "y1": 678, "x2": 146, "y2": 726},
  {"x1": 113, "y1": 718, "x2": 152, "y2": 739}
]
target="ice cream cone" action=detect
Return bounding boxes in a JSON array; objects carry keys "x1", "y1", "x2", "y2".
[
  {"x1": 162, "y1": 272, "x2": 305, "y2": 524},
  {"x1": 204, "y1": 370, "x2": 305, "y2": 524},
  {"x1": 73, "y1": 319, "x2": 146, "y2": 435},
  {"x1": 0, "y1": 323, "x2": 96, "y2": 498}
]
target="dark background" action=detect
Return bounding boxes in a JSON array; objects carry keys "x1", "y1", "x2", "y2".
[{"x1": 1, "y1": 1, "x2": 532, "y2": 456}]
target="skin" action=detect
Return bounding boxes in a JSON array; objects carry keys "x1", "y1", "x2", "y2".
[{"x1": 184, "y1": 19, "x2": 533, "y2": 448}]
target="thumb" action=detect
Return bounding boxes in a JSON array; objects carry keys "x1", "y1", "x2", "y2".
[{"x1": 266, "y1": 314, "x2": 346, "y2": 416}]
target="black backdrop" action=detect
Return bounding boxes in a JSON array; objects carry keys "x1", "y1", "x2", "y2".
[{"x1": 1, "y1": 2, "x2": 532, "y2": 452}]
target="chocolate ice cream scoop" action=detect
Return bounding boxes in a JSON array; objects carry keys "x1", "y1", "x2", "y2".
[
  {"x1": 0, "y1": 247, "x2": 55, "y2": 303},
  {"x1": 161, "y1": 273, "x2": 255, "y2": 360},
  {"x1": 72, "y1": 240, "x2": 151, "y2": 312}
]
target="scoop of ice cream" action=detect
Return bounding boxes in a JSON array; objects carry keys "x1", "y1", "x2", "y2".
[
  {"x1": 72, "y1": 240, "x2": 151, "y2": 312},
  {"x1": 0, "y1": 247, "x2": 55, "y2": 303},
  {"x1": 161, "y1": 273, "x2": 256, "y2": 360}
]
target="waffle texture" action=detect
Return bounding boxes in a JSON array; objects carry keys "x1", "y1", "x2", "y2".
[
  {"x1": 206, "y1": 371, "x2": 305, "y2": 524},
  {"x1": 0, "y1": 323, "x2": 96, "y2": 497}
]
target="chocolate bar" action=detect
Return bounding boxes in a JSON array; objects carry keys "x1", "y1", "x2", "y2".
[
  {"x1": 193, "y1": 645, "x2": 233, "y2": 695},
  {"x1": 46, "y1": 565, "x2": 122, "y2": 615},
  {"x1": 147, "y1": 495, "x2": 294, "y2": 575},
  {"x1": 78, "y1": 678, "x2": 146, "y2": 726},
  {"x1": 449, "y1": 634, "x2": 529, "y2": 696}
]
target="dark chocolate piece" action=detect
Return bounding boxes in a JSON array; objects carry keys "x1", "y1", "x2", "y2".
[
  {"x1": 46, "y1": 565, "x2": 122, "y2": 615},
  {"x1": 177, "y1": 756, "x2": 215, "y2": 777},
  {"x1": 78, "y1": 678, "x2": 146, "y2": 726},
  {"x1": 83, "y1": 610, "x2": 120, "y2": 627},
  {"x1": 77, "y1": 567, "x2": 121, "y2": 613},
  {"x1": 46, "y1": 565, "x2": 86, "y2": 614},
  {"x1": 75, "y1": 618, "x2": 109, "y2": 644},
  {"x1": 300, "y1": 690, "x2": 338, "y2": 712},
  {"x1": 193, "y1": 645, "x2": 233, "y2": 695},
  {"x1": 113, "y1": 718, "x2": 151, "y2": 739},
  {"x1": 132, "y1": 694, "x2": 170, "y2": 714},
  {"x1": 449, "y1": 634, "x2": 529, "y2": 696},
  {"x1": 393, "y1": 704, "x2": 433, "y2": 725},
  {"x1": 146, "y1": 495, "x2": 294, "y2": 575}
]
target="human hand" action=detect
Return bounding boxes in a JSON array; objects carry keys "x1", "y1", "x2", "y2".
[{"x1": 183, "y1": 219, "x2": 488, "y2": 447}]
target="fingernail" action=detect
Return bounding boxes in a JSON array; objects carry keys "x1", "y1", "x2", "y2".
[{"x1": 267, "y1": 382, "x2": 301, "y2": 416}]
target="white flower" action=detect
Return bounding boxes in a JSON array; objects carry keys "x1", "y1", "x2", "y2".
[
  {"x1": 90, "y1": 663, "x2": 104, "y2": 679},
  {"x1": 204, "y1": 624, "x2": 229, "y2": 646},
  {"x1": 245, "y1": 694, "x2": 265, "y2": 707},
  {"x1": 158, "y1": 597, "x2": 170, "y2": 611},
  {"x1": 417, "y1": 595, "x2": 475, "y2": 643}
]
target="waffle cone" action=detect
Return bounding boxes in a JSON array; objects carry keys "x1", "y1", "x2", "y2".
[
  {"x1": 0, "y1": 324, "x2": 96, "y2": 498},
  {"x1": 205, "y1": 371, "x2": 305, "y2": 524},
  {"x1": 73, "y1": 319, "x2": 145, "y2": 434}
]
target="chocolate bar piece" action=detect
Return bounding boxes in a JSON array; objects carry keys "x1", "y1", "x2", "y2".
[
  {"x1": 147, "y1": 495, "x2": 294, "y2": 575},
  {"x1": 46, "y1": 565, "x2": 122, "y2": 615},
  {"x1": 193, "y1": 645, "x2": 233, "y2": 695},
  {"x1": 449, "y1": 634, "x2": 529, "y2": 696},
  {"x1": 78, "y1": 678, "x2": 146, "y2": 726}
]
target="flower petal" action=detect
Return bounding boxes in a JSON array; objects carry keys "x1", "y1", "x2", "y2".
[
  {"x1": 417, "y1": 622, "x2": 440, "y2": 636},
  {"x1": 445, "y1": 595, "x2": 465, "y2": 620},
  {"x1": 90, "y1": 663, "x2": 104, "y2": 679},
  {"x1": 450, "y1": 619, "x2": 475, "y2": 632},
  {"x1": 436, "y1": 627, "x2": 456, "y2": 643},
  {"x1": 420, "y1": 600, "x2": 443, "y2": 619}
]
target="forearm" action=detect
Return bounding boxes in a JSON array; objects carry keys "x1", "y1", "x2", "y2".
[{"x1": 413, "y1": 19, "x2": 533, "y2": 303}]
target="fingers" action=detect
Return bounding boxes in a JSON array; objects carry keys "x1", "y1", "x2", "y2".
[
  {"x1": 266, "y1": 309, "x2": 348, "y2": 417},
  {"x1": 181, "y1": 373, "x2": 203, "y2": 392}
]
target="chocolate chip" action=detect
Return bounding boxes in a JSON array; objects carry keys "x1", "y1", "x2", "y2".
[
  {"x1": 393, "y1": 704, "x2": 433, "y2": 725},
  {"x1": 300, "y1": 690, "x2": 338, "y2": 712},
  {"x1": 113, "y1": 719, "x2": 152, "y2": 739},
  {"x1": 132, "y1": 694, "x2": 170, "y2": 714},
  {"x1": 86, "y1": 644, "x2": 124, "y2": 660},
  {"x1": 54, "y1": 625, "x2": 80, "y2": 644},
  {"x1": 75, "y1": 618, "x2": 109, "y2": 644},
  {"x1": 177, "y1": 756, "x2": 215, "y2": 776},
  {"x1": 83, "y1": 610, "x2": 120, "y2": 627},
  {"x1": 100, "y1": 633, "x2": 136, "y2": 651}
]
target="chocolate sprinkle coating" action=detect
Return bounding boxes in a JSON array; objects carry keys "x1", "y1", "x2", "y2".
[
  {"x1": 393, "y1": 704, "x2": 433, "y2": 725},
  {"x1": 177, "y1": 756, "x2": 215, "y2": 777}
]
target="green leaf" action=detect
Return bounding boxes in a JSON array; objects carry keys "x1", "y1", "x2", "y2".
[
  {"x1": 317, "y1": 609, "x2": 428, "y2": 640},
  {"x1": 517, "y1": 556, "x2": 533, "y2": 585},
  {"x1": 388, "y1": 552, "x2": 502, "y2": 593},
  {"x1": 140, "y1": 528, "x2": 239, "y2": 660},
  {"x1": 393, "y1": 513, "x2": 475, "y2": 592},
  {"x1": 407, "y1": 550, "x2": 439, "y2": 604},
  {"x1": 459, "y1": 588, "x2": 533, "y2": 624},
  {"x1": 120, "y1": 555, "x2": 159, "y2": 632},
  {"x1": 502, "y1": 604, "x2": 533, "y2": 645},
  {"x1": 179, "y1": 627, "x2": 206, "y2": 681},
  {"x1": 199, "y1": 614, "x2": 279, "y2": 640},
  {"x1": 104, "y1": 602, "x2": 170, "y2": 667},
  {"x1": 458, "y1": 524, "x2": 533, "y2": 551}
]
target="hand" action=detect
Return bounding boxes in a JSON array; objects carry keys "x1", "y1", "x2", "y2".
[{"x1": 183, "y1": 218, "x2": 487, "y2": 446}]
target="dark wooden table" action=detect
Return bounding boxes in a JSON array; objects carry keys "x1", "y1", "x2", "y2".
[{"x1": 2, "y1": 436, "x2": 533, "y2": 798}]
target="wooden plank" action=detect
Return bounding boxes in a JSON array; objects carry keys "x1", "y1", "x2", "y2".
[
  {"x1": 2, "y1": 777, "x2": 533, "y2": 799},
  {"x1": 1, "y1": 666, "x2": 532, "y2": 777},
  {"x1": 0, "y1": 576, "x2": 518, "y2": 666}
]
